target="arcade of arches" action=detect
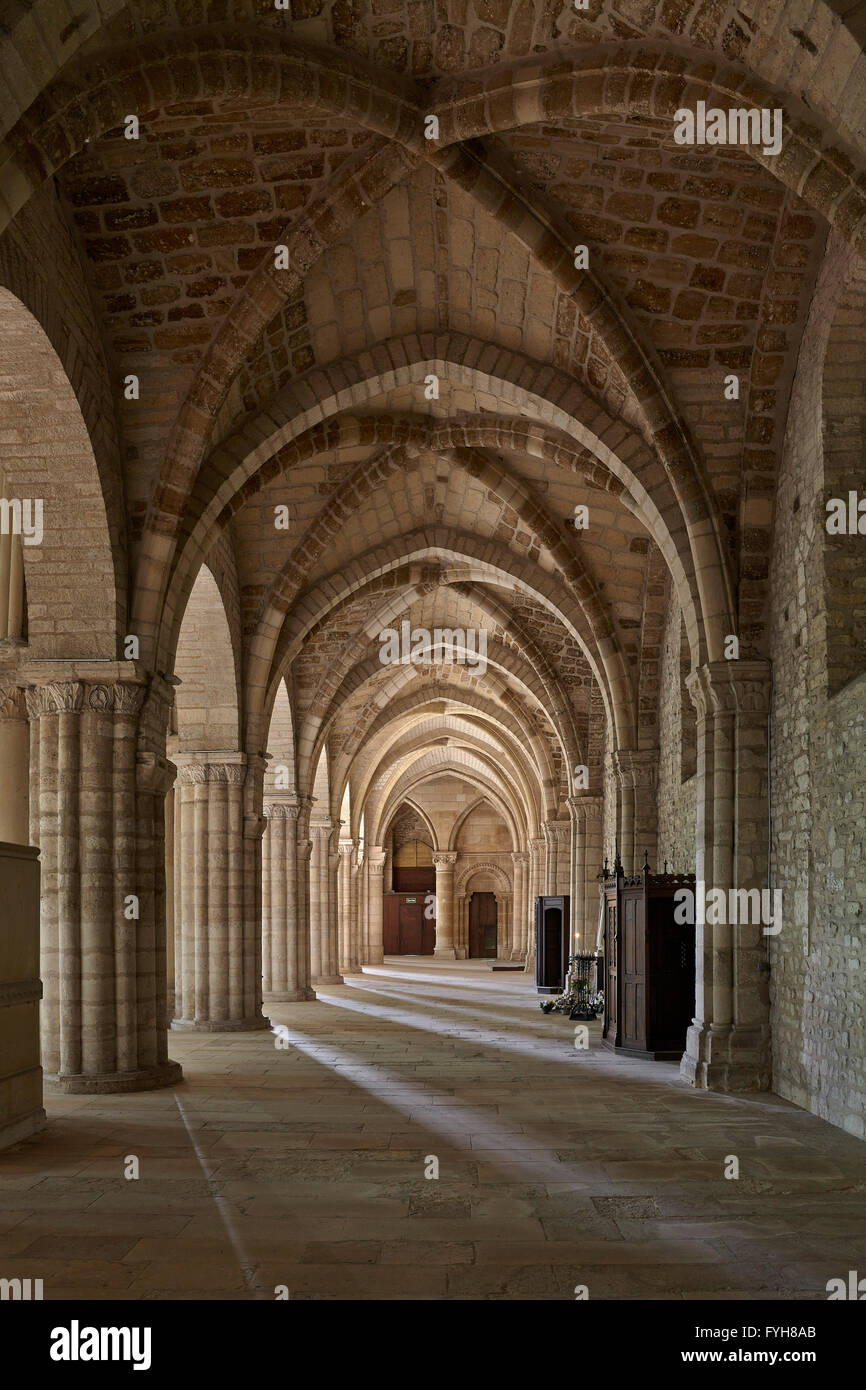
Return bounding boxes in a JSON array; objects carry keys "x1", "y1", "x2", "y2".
[{"x1": 0, "y1": 0, "x2": 865, "y2": 1302}]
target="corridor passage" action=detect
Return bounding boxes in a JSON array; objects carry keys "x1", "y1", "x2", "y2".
[{"x1": 2, "y1": 962, "x2": 864, "y2": 1301}]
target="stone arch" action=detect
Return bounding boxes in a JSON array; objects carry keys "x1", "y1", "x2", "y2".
[
  {"x1": 371, "y1": 752, "x2": 523, "y2": 851},
  {"x1": 0, "y1": 286, "x2": 119, "y2": 658},
  {"x1": 336, "y1": 688, "x2": 553, "y2": 830},
  {"x1": 449, "y1": 796, "x2": 508, "y2": 853},
  {"x1": 172, "y1": 563, "x2": 240, "y2": 751},
  {"x1": 259, "y1": 530, "x2": 630, "y2": 759},
  {"x1": 171, "y1": 347, "x2": 724, "y2": 689},
  {"x1": 455, "y1": 859, "x2": 513, "y2": 898},
  {"x1": 311, "y1": 744, "x2": 330, "y2": 816},
  {"x1": 265, "y1": 677, "x2": 295, "y2": 796},
  {"x1": 382, "y1": 798, "x2": 438, "y2": 855}
]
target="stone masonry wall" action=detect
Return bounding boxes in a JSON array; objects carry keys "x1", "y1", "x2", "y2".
[
  {"x1": 768, "y1": 232, "x2": 866, "y2": 1138},
  {"x1": 656, "y1": 579, "x2": 696, "y2": 875}
]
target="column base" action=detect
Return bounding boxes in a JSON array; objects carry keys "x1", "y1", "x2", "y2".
[
  {"x1": 0, "y1": 1107, "x2": 46, "y2": 1151},
  {"x1": 263, "y1": 989, "x2": 316, "y2": 1003},
  {"x1": 680, "y1": 1021, "x2": 771, "y2": 1092},
  {"x1": 433, "y1": 948, "x2": 457, "y2": 960},
  {"x1": 313, "y1": 975, "x2": 344, "y2": 989},
  {"x1": 171, "y1": 1015, "x2": 270, "y2": 1034},
  {"x1": 44, "y1": 1059, "x2": 183, "y2": 1095}
]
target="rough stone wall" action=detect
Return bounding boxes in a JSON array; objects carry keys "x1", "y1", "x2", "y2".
[
  {"x1": 390, "y1": 805, "x2": 433, "y2": 851},
  {"x1": 768, "y1": 232, "x2": 866, "y2": 1138},
  {"x1": 656, "y1": 580, "x2": 696, "y2": 875}
]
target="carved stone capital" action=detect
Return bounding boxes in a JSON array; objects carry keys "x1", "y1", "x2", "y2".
[
  {"x1": 543, "y1": 819, "x2": 570, "y2": 844},
  {"x1": 25, "y1": 681, "x2": 85, "y2": 717},
  {"x1": 432, "y1": 851, "x2": 458, "y2": 869},
  {"x1": 174, "y1": 752, "x2": 247, "y2": 785},
  {"x1": 687, "y1": 661, "x2": 772, "y2": 719},
  {"x1": 0, "y1": 683, "x2": 26, "y2": 719},
  {"x1": 264, "y1": 800, "x2": 300, "y2": 821},
  {"x1": 614, "y1": 748, "x2": 658, "y2": 789},
  {"x1": 368, "y1": 846, "x2": 387, "y2": 875},
  {"x1": 87, "y1": 682, "x2": 146, "y2": 717}
]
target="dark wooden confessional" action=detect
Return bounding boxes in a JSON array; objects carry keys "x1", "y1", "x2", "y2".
[
  {"x1": 601, "y1": 854, "x2": 695, "y2": 1059},
  {"x1": 534, "y1": 894, "x2": 570, "y2": 994}
]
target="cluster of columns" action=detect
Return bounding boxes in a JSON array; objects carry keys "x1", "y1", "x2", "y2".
[
  {"x1": 681, "y1": 660, "x2": 772, "y2": 1091},
  {"x1": 258, "y1": 792, "x2": 316, "y2": 1004},
  {"x1": 18, "y1": 662, "x2": 181, "y2": 1092},
  {"x1": 170, "y1": 752, "x2": 268, "y2": 1032},
  {"x1": 613, "y1": 748, "x2": 659, "y2": 874},
  {"x1": 0, "y1": 655, "x2": 771, "y2": 1098}
]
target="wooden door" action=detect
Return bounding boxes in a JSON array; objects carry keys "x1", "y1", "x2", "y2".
[
  {"x1": 621, "y1": 889, "x2": 647, "y2": 1050},
  {"x1": 398, "y1": 897, "x2": 424, "y2": 954},
  {"x1": 468, "y1": 892, "x2": 497, "y2": 958},
  {"x1": 383, "y1": 894, "x2": 400, "y2": 955},
  {"x1": 604, "y1": 896, "x2": 618, "y2": 1044},
  {"x1": 646, "y1": 899, "x2": 695, "y2": 1051}
]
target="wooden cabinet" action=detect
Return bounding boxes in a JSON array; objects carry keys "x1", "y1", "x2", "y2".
[
  {"x1": 534, "y1": 895, "x2": 570, "y2": 994},
  {"x1": 602, "y1": 858, "x2": 695, "y2": 1059}
]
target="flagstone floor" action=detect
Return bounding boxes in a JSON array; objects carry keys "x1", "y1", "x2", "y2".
[{"x1": 2, "y1": 961, "x2": 865, "y2": 1300}]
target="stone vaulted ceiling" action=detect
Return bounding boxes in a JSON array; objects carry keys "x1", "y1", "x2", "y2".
[{"x1": 1, "y1": 0, "x2": 864, "y2": 834}]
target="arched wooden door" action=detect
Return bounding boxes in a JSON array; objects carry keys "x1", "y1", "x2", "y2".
[{"x1": 468, "y1": 892, "x2": 497, "y2": 958}]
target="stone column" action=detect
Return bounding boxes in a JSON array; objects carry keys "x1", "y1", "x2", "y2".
[
  {"x1": 496, "y1": 894, "x2": 512, "y2": 960},
  {"x1": 383, "y1": 846, "x2": 393, "y2": 894},
  {"x1": 22, "y1": 664, "x2": 181, "y2": 1092},
  {"x1": 358, "y1": 849, "x2": 368, "y2": 963},
  {"x1": 681, "y1": 660, "x2": 771, "y2": 1092},
  {"x1": 262, "y1": 796, "x2": 315, "y2": 1002},
  {"x1": 366, "y1": 847, "x2": 387, "y2": 964},
  {"x1": 0, "y1": 841, "x2": 43, "y2": 1148},
  {"x1": 566, "y1": 796, "x2": 584, "y2": 954},
  {"x1": 0, "y1": 683, "x2": 29, "y2": 843},
  {"x1": 510, "y1": 851, "x2": 529, "y2": 961},
  {"x1": 613, "y1": 751, "x2": 636, "y2": 874},
  {"x1": 456, "y1": 894, "x2": 468, "y2": 959},
  {"x1": 524, "y1": 836, "x2": 546, "y2": 973},
  {"x1": 172, "y1": 752, "x2": 268, "y2": 1032},
  {"x1": 309, "y1": 820, "x2": 342, "y2": 987},
  {"x1": 350, "y1": 844, "x2": 362, "y2": 969},
  {"x1": 578, "y1": 797, "x2": 604, "y2": 955},
  {"x1": 338, "y1": 840, "x2": 358, "y2": 974},
  {"x1": 0, "y1": 474, "x2": 24, "y2": 640},
  {"x1": 551, "y1": 820, "x2": 571, "y2": 894},
  {"x1": 542, "y1": 820, "x2": 558, "y2": 894},
  {"x1": 615, "y1": 749, "x2": 658, "y2": 873},
  {"x1": 431, "y1": 851, "x2": 458, "y2": 958}
]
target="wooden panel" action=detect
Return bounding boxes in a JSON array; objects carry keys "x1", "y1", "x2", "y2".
[
  {"x1": 383, "y1": 894, "x2": 400, "y2": 955},
  {"x1": 535, "y1": 897, "x2": 570, "y2": 991},
  {"x1": 399, "y1": 898, "x2": 424, "y2": 954},
  {"x1": 392, "y1": 865, "x2": 434, "y2": 893},
  {"x1": 622, "y1": 890, "x2": 646, "y2": 1050},
  {"x1": 468, "y1": 891, "x2": 497, "y2": 958}
]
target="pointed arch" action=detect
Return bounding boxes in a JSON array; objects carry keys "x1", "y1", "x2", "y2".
[{"x1": 172, "y1": 564, "x2": 239, "y2": 751}]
